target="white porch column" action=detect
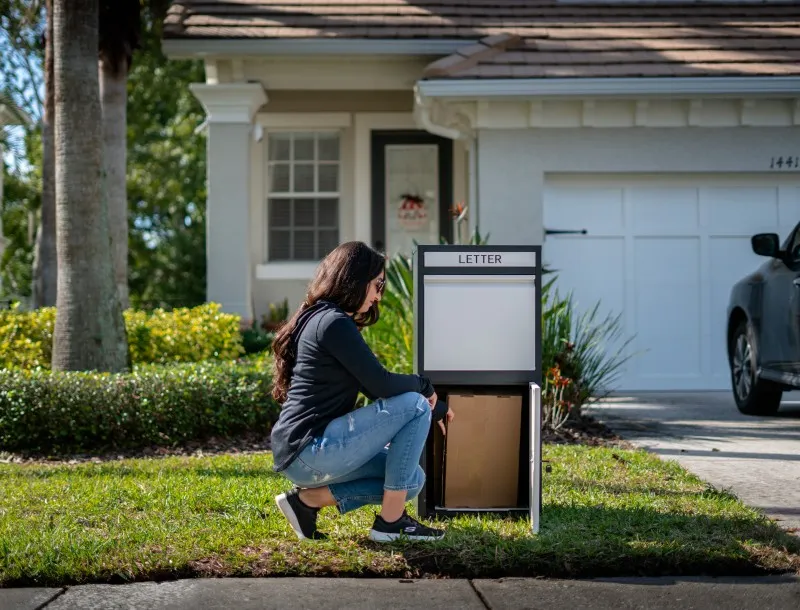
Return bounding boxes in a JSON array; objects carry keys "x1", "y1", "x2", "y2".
[
  {"x1": 476, "y1": 129, "x2": 544, "y2": 246},
  {"x1": 190, "y1": 83, "x2": 267, "y2": 320}
]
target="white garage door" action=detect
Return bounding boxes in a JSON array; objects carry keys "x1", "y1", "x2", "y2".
[{"x1": 543, "y1": 174, "x2": 800, "y2": 391}]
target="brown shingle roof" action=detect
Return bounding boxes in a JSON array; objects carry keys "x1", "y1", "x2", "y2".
[{"x1": 164, "y1": 1, "x2": 800, "y2": 78}]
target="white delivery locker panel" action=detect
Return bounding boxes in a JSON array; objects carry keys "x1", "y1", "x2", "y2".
[
  {"x1": 414, "y1": 245, "x2": 541, "y2": 386},
  {"x1": 422, "y1": 274, "x2": 537, "y2": 372}
]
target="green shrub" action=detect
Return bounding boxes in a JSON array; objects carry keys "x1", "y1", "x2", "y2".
[
  {"x1": 240, "y1": 321, "x2": 274, "y2": 355},
  {"x1": 0, "y1": 303, "x2": 244, "y2": 370},
  {"x1": 0, "y1": 359, "x2": 277, "y2": 454},
  {"x1": 542, "y1": 279, "x2": 634, "y2": 417}
]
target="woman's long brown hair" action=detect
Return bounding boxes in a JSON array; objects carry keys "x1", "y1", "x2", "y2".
[{"x1": 270, "y1": 241, "x2": 386, "y2": 403}]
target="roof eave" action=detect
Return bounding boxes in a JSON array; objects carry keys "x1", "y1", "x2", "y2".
[
  {"x1": 417, "y1": 76, "x2": 800, "y2": 99},
  {"x1": 161, "y1": 37, "x2": 465, "y2": 60}
]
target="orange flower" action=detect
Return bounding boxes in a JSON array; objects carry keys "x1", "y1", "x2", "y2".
[{"x1": 449, "y1": 202, "x2": 466, "y2": 219}]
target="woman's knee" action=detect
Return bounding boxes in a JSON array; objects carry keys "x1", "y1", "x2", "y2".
[{"x1": 385, "y1": 391, "x2": 430, "y2": 419}]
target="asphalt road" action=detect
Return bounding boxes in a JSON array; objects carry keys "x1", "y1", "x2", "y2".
[{"x1": 592, "y1": 391, "x2": 800, "y2": 533}]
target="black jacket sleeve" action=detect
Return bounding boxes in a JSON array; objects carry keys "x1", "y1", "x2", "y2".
[{"x1": 319, "y1": 315, "x2": 434, "y2": 399}]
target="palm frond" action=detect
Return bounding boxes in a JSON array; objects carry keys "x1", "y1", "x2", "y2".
[{"x1": 0, "y1": 91, "x2": 32, "y2": 127}]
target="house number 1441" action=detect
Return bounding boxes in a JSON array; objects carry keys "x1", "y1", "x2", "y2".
[{"x1": 770, "y1": 156, "x2": 799, "y2": 169}]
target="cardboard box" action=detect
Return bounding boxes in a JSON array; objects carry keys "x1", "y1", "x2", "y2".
[{"x1": 442, "y1": 392, "x2": 522, "y2": 508}]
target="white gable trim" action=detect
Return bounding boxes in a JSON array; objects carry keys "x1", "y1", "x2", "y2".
[{"x1": 417, "y1": 77, "x2": 800, "y2": 100}]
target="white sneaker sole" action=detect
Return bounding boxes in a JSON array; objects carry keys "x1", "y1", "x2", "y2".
[
  {"x1": 369, "y1": 529, "x2": 445, "y2": 543},
  {"x1": 275, "y1": 493, "x2": 307, "y2": 540}
]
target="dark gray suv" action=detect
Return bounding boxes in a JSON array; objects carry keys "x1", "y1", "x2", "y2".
[{"x1": 727, "y1": 223, "x2": 800, "y2": 415}]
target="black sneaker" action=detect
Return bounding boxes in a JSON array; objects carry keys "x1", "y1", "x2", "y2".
[
  {"x1": 275, "y1": 488, "x2": 327, "y2": 540},
  {"x1": 369, "y1": 511, "x2": 445, "y2": 542}
]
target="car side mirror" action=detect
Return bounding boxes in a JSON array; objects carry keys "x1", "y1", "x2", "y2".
[{"x1": 751, "y1": 233, "x2": 781, "y2": 258}]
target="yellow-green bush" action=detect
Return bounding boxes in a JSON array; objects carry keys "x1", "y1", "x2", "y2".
[
  {"x1": 124, "y1": 303, "x2": 243, "y2": 364},
  {"x1": 0, "y1": 303, "x2": 243, "y2": 370},
  {"x1": 0, "y1": 305, "x2": 56, "y2": 370}
]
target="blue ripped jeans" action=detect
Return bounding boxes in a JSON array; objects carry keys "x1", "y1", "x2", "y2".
[{"x1": 280, "y1": 392, "x2": 431, "y2": 514}]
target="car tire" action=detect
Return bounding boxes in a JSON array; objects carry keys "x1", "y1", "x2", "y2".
[{"x1": 730, "y1": 320, "x2": 782, "y2": 416}]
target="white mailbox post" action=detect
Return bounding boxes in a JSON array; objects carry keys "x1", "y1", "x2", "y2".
[{"x1": 413, "y1": 245, "x2": 543, "y2": 533}]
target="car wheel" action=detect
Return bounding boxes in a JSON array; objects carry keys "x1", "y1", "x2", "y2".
[{"x1": 730, "y1": 320, "x2": 782, "y2": 416}]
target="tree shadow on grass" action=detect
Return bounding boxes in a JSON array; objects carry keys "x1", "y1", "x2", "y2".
[{"x1": 386, "y1": 504, "x2": 800, "y2": 580}]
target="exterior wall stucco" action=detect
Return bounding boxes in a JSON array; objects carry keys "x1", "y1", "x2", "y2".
[
  {"x1": 259, "y1": 90, "x2": 414, "y2": 113},
  {"x1": 476, "y1": 126, "x2": 800, "y2": 246}
]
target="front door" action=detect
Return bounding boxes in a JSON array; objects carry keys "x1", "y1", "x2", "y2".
[{"x1": 371, "y1": 131, "x2": 453, "y2": 258}]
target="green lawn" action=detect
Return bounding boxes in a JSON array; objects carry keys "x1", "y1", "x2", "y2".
[{"x1": 1, "y1": 445, "x2": 798, "y2": 586}]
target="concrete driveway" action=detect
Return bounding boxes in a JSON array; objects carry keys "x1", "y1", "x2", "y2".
[{"x1": 591, "y1": 392, "x2": 800, "y2": 534}]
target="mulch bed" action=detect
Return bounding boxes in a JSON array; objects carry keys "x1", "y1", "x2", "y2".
[{"x1": 544, "y1": 413, "x2": 633, "y2": 449}]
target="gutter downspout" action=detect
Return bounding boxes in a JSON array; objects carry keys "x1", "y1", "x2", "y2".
[
  {"x1": 412, "y1": 84, "x2": 468, "y2": 141},
  {"x1": 413, "y1": 83, "x2": 479, "y2": 241}
]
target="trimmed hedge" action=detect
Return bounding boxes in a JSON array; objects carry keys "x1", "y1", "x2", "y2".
[
  {"x1": 0, "y1": 303, "x2": 244, "y2": 370},
  {"x1": 0, "y1": 357, "x2": 278, "y2": 454}
]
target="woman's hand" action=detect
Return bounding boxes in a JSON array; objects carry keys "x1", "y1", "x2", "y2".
[
  {"x1": 427, "y1": 391, "x2": 454, "y2": 435},
  {"x1": 437, "y1": 407, "x2": 454, "y2": 436}
]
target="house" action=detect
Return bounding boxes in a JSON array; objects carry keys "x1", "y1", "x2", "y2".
[
  {"x1": 162, "y1": 1, "x2": 800, "y2": 392},
  {"x1": 0, "y1": 99, "x2": 32, "y2": 297}
]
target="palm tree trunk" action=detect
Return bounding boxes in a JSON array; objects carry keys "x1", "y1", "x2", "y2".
[
  {"x1": 100, "y1": 57, "x2": 129, "y2": 310},
  {"x1": 32, "y1": 0, "x2": 58, "y2": 309},
  {"x1": 51, "y1": 0, "x2": 129, "y2": 372}
]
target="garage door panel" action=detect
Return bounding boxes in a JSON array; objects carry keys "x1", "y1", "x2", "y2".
[
  {"x1": 544, "y1": 175, "x2": 800, "y2": 391},
  {"x1": 630, "y1": 187, "x2": 699, "y2": 234},
  {"x1": 705, "y1": 187, "x2": 780, "y2": 234},
  {"x1": 778, "y1": 186, "x2": 800, "y2": 229},
  {"x1": 633, "y1": 237, "x2": 702, "y2": 380},
  {"x1": 544, "y1": 187, "x2": 624, "y2": 234},
  {"x1": 545, "y1": 237, "x2": 626, "y2": 324}
]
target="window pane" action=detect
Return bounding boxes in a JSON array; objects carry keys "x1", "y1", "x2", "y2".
[
  {"x1": 317, "y1": 164, "x2": 339, "y2": 192},
  {"x1": 293, "y1": 134, "x2": 315, "y2": 161},
  {"x1": 294, "y1": 230, "x2": 315, "y2": 260},
  {"x1": 269, "y1": 198, "x2": 292, "y2": 227},
  {"x1": 269, "y1": 134, "x2": 291, "y2": 161},
  {"x1": 317, "y1": 198, "x2": 338, "y2": 227},
  {"x1": 318, "y1": 229, "x2": 339, "y2": 257},
  {"x1": 318, "y1": 133, "x2": 340, "y2": 161},
  {"x1": 294, "y1": 163, "x2": 314, "y2": 192},
  {"x1": 295, "y1": 200, "x2": 315, "y2": 227},
  {"x1": 269, "y1": 230, "x2": 291, "y2": 261},
  {"x1": 269, "y1": 163, "x2": 290, "y2": 193}
]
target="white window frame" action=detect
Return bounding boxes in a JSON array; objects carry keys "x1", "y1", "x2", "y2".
[{"x1": 256, "y1": 116, "x2": 350, "y2": 279}]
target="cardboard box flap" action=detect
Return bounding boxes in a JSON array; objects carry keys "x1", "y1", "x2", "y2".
[{"x1": 443, "y1": 393, "x2": 522, "y2": 509}]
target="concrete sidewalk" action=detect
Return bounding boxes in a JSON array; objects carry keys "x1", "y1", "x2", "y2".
[{"x1": 5, "y1": 575, "x2": 800, "y2": 609}]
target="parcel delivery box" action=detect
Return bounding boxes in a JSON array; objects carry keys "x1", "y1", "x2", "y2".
[{"x1": 412, "y1": 245, "x2": 544, "y2": 532}]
